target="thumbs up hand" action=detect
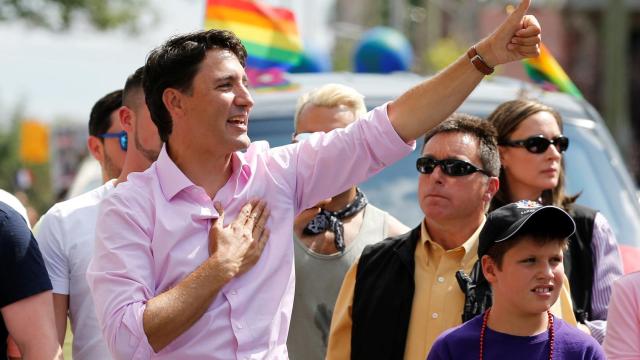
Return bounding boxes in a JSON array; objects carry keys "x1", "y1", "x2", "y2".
[{"x1": 475, "y1": 0, "x2": 541, "y2": 68}]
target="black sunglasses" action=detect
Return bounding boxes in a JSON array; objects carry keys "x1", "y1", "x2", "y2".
[
  {"x1": 98, "y1": 131, "x2": 128, "y2": 151},
  {"x1": 416, "y1": 156, "x2": 492, "y2": 177},
  {"x1": 500, "y1": 135, "x2": 569, "y2": 154}
]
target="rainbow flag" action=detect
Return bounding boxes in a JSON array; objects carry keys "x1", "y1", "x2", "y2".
[
  {"x1": 523, "y1": 43, "x2": 583, "y2": 99},
  {"x1": 246, "y1": 67, "x2": 300, "y2": 92},
  {"x1": 205, "y1": 0, "x2": 303, "y2": 70}
]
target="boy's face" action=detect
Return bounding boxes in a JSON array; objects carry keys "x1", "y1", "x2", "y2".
[{"x1": 482, "y1": 236, "x2": 565, "y2": 316}]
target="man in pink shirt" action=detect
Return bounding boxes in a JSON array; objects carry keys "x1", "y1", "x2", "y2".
[
  {"x1": 87, "y1": 1, "x2": 542, "y2": 358},
  {"x1": 603, "y1": 272, "x2": 640, "y2": 359}
]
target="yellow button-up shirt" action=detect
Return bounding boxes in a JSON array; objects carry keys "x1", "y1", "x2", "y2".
[{"x1": 326, "y1": 220, "x2": 577, "y2": 360}]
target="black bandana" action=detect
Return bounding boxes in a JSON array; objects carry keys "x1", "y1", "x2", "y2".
[{"x1": 302, "y1": 188, "x2": 368, "y2": 252}]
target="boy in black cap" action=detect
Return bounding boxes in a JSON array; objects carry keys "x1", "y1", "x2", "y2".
[{"x1": 428, "y1": 200, "x2": 604, "y2": 359}]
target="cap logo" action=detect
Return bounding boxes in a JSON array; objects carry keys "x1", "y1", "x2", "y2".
[{"x1": 515, "y1": 200, "x2": 542, "y2": 209}]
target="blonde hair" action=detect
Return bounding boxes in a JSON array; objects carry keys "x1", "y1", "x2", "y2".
[{"x1": 294, "y1": 84, "x2": 367, "y2": 128}]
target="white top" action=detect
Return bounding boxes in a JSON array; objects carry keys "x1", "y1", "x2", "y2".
[
  {"x1": 34, "y1": 180, "x2": 116, "y2": 360},
  {"x1": 0, "y1": 189, "x2": 29, "y2": 226}
]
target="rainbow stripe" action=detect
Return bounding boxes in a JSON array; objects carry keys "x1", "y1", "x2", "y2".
[
  {"x1": 523, "y1": 43, "x2": 583, "y2": 99},
  {"x1": 205, "y1": 0, "x2": 303, "y2": 69}
]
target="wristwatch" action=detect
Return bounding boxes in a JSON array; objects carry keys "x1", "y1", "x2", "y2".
[{"x1": 467, "y1": 46, "x2": 494, "y2": 75}]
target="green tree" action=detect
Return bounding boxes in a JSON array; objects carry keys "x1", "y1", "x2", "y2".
[
  {"x1": 0, "y1": 0, "x2": 149, "y2": 31},
  {"x1": 0, "y1": 107, "x2": 54, "y2": 216}
]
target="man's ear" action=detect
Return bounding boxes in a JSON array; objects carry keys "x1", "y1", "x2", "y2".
[
  {"x1": 481, "y1": 255, "x2": 498, "y2": 285},
  {"x1": 499, "y1": 146, "x2": 508, "y2": 169},
  {"x1": 484, "y1": 176, "x2": 500, "y2": 202},
  {"x1": 87, "y1": 136, "x2": 104, "y2": 163},
  {"x1": 119, "y1": 106, "x2": 134, "y2": 133},
  {"x1": 163, "y1": 88, "x2": 184, "y2": 120}
]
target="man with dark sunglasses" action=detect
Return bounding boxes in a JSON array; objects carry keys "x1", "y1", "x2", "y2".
[
  {"x1": 327, "y1": 114, "x2": 579, "y2": 359},
  {"x1": 6, "y1": 89, "x2": 126, "y2": 360},
  {"x1": 87, "y1": 89, "x2": 127, "y2": 182},
  {"x1": 35, "y1": 68, "x2": 165, "y2": 359},
  {"x1": 34, "y1": 85, "x2": 132, "y2": 359}
]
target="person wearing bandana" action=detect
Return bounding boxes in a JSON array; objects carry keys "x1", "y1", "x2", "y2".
[{"x1": 287, "y1": 84, "x2": 409, "y2": 360}]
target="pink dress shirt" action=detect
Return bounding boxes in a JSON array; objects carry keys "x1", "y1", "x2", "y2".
[
  {"x1": 86, "y1": 104, "x2": 414, "y2": 360},
  {"x1": 603, "y1": 271, "x2": 640, "y2": 359}
]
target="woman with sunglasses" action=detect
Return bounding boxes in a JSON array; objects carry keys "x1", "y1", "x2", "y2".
[{"x1": 487, "y1": 99, "x2": 623, "y2": 344}]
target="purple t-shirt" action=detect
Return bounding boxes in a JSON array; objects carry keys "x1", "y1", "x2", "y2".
[{"x1": 427, "y1": 314, "x2": 605, "y2": 360}]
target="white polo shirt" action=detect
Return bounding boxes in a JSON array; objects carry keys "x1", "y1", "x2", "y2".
[{"x1": 35, "y1": 180, "x2": 116, "y2": 360}]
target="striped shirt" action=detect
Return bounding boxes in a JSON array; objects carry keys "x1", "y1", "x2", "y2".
[{"x1": 585, "y1": 212, "x2": 624, "y2": 343}]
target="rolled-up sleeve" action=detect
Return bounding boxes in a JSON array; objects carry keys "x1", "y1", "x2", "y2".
[
  {"x1": 268, "y1": 103, "x2": 415, "y2": 215},
  {"x1": 34, "y1": 210, "x2": 69, "y2": 294},
  {"x1": 86, "y1": 192, "x2": 156, "y2": 360}
]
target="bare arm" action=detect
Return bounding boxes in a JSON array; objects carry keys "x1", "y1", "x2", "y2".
[
  {"x1": 388, "y1": 0, "x2": 541, "y2": 141},
  {"x1": 52, "y1": 294, "x2": 69, "y2": 346},
  {"x1": 1, "y1": 291, "x2": 63, "y2": 360},
  {"x1": 142, "y1": 200, "x2": 270, "y2": 352}
]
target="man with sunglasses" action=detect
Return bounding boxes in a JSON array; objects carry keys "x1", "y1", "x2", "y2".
[
  {"x1": 288, "y1": 84, "x2": 409, "y2": 360},
  {"x1": 327, "y1": 114, "x2": 578, "y2": 360},
  {"x1": 6, "y1": 89, "x2": 126, "y2": 359},
  {"x1": 33, "y1": 86, "x2": 131, "y2": 359},
  {"x1": 34, "y1": 69, "x2": 170, "y2": 359},
  {"x1": 87, "y1": 89, "x2": 127, "y2": 182}
]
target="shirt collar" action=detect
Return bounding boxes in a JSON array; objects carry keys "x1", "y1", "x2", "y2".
[
  {"x1": 231, "y1": 151, "x2": 252, "y2": 191},
  {"x1": 420, "y1": 216, "x2": 486, "y2": 264},
  {"x1": 156, "y1": 144, "x2": 253, "y2": 201},
  {"x1": 156, "y1": 144, "x2": 197, "y2": 201}
]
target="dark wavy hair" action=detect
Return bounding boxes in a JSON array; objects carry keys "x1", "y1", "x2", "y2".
[
  {"x1": 487, "y1": 99, "x2": 578, "y2": 211},
  {"x1": 143, "y1": 29, "x2": 247, "y2": 143}
]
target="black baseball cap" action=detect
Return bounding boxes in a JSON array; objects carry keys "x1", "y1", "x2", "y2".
[{"x1": 478, "y1": 200, "x2": 576, "y2": 258}]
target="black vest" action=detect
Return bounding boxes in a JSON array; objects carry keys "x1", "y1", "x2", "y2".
[
  {"x1": 565, "y1": 204, "x2": 597, "y2": 323},
  {"x1": 351, "y1": 226, "x2": 421, "y2": 360}
]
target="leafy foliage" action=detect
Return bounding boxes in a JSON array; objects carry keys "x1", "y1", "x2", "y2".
[
  {"x1": 0, "y1": 107, "x2": 53, "y2": 215},
  {"x1": 0, "y1": 0, "x2": 149, "y2": 32}
]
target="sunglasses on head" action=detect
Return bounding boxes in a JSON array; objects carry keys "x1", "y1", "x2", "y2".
[
  {"x1": 500, "y1": 135, "x2": 569, "y2": 154},
  {"x1": 416, "y1": 156, "x2": 491, "y2": 177},
  {"x1": 98, "y1": 131, "x2": 128, "y2": 151}
]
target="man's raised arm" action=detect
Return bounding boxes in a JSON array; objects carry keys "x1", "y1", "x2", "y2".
[{"x1": 388, "y1": 0, "x2": 540, "y2": 141}]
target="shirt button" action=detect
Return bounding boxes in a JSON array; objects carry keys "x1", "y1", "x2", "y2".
[
  {"x1": 432, "y1": 312, "x2": 439, "y2": 319},
  {"x1": 237, "y1": 323, "x2": 243, "y2": 329},
  {"x1": 231, "y1": 290, "x2": 237, "y2": 295},
  {"x1": 437, "y1": 276, "x2": 445, "y2": 283}
]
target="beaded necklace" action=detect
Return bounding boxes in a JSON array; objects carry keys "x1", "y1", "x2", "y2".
[{"x1": 479, "y1": 308, "x2": 554, "y2": 360}]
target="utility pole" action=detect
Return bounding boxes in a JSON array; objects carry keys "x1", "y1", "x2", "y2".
[
  {"x1": 603, "y1": 0, "x2": 631, "y2": 155},
  {"x1": 425, "y1": 0, "x2": 442, "y2": 49},
  {"x1": 389, "y1": 0, "x2": 406, "y2": 32}
]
